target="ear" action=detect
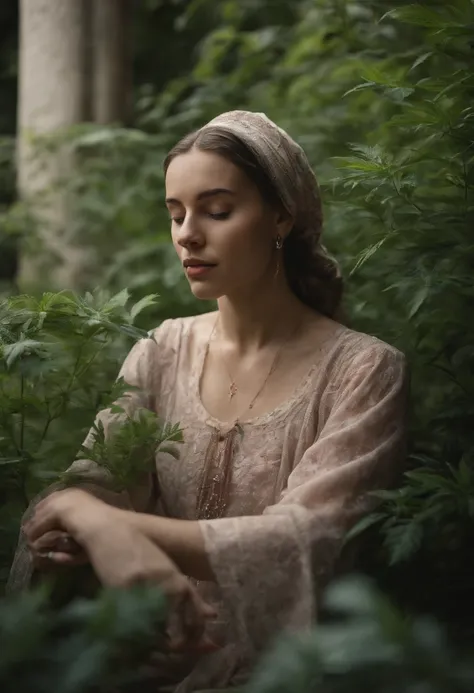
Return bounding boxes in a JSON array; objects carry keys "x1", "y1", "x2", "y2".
[{"x1": 275, "y1": 209, "x2": 294, "y2": 240}]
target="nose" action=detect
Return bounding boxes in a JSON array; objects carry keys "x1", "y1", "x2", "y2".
[{"x1": 176, "y1": 214, "x2": 205, "y2": 250}]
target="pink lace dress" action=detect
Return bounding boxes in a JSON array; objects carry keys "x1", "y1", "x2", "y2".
[{"x1": 10, "y1": 315, "x2": 409, "y2": 691}]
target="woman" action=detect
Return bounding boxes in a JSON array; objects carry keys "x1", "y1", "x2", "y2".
[{"x1": 13, "y1": 111, "x2": 408, "y2": 692}]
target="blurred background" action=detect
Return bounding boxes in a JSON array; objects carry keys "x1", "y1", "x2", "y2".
[{"x1": 0, "y1": 1, "x2": 473, "y2": 691}]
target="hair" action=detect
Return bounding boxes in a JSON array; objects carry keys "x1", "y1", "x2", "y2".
[{"x1": 164, "y1": 129, "x2": 343, "y2": 319}]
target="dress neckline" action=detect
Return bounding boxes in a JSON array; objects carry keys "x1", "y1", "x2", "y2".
[{"x1": 192, "y1": 316, "x2": 347, "y2": 431}]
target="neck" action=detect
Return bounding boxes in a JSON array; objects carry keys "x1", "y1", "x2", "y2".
[{"x1": 216, "y1": 275, "x2": 308, "y2": 351}]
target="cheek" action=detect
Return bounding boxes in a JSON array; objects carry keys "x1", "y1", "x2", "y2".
[
  {"x1": 223, "y1": 211, "x2": 273, "y2": 259},
  {"x1": 170, "y1": 228, "x2": 181, "y2": 254}
]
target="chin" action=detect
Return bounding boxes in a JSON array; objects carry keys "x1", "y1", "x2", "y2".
[{"x1": 188, "y1": 282, "x2": 223, "y2": 301}]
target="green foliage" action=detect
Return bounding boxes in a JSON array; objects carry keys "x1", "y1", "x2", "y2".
[
  {"x1": 69, "y1": 406, "x2": 182, "y2": 493},
  {"x1": 3, "y1": 575, "x2": 474, "y2": 693},
  {"x1": 324, "y1": 1, "x2": 474, "y2": 580},
  {"x1": 0, "y1": 585, "x2": 167, "y2": 693},
  {"x1": 0, "y1": 289, "x2": 159, "y2": 587},
  {"x1": 249, "y1": 576, "x2": 474, "y2": 693}
]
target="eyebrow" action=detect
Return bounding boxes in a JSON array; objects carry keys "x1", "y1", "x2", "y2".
[{"x1": 165, "y1": 188, "x2": 235, "y2": 205}]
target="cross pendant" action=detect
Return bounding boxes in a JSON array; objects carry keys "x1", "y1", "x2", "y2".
[{"x1": 229, "y1": 382, "x2": 238, "y2": 400}]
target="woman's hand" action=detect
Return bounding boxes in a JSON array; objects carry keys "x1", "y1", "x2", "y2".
[
  {"x1": 24, "y1": 489, "x2": 217, "y2": 652},
  {"x1": 25, "y1": 489, "x2": 103, "y2": 570},
  {"x1": 25, "y1": 489, "x2": 115, "y2": 550},
  {"x1": 28, "y1": 529, "x2": 88, "y2": 571}
]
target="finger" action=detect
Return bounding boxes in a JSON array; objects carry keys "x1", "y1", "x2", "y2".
[
  {"x1": 195, "y1": 594, "x2": 218, "y2": 620},
  {"x1": 24, "y1": 509, "x2": 57, "y2": 542},
  {"x1": 30, "y1": 537, "x2": 80, "y2": 558},
  {"x1": 187, "y1": 587, "x2": 217, "y2": 633},
  {"x1": 183, "y1": 592, "x2": 219, "y2": 652},
  {"x1": 29, "y1": 530, "x2": 68, "y2": 552},
  {"x1": 53, "y1": 533, "x2": 82, "y2": 555},
  {"x1": 39, "y1": 551, "x2": 88, "y2": 567},
  {"x1": 168, "y1": 590, "x2": 216, "y2": 652},
  {"x1": 32, "y1": 553, "x2": 60, "y2": 572},
  {"x1": 182, "y1": 593, "x2": 205, "y2": 647},
  {"x1": 52, "y1": 552, "x2": 88, "y2": 566},
  {"x1": 184, "y1": 590, "x2": 219, "y2": 648}
]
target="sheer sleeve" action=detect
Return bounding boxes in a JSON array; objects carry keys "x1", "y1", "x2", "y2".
[
  {"x1": 7, "y1": 323, "x2": 169, "y2": 594},
  {"x1": 199, "y1": 341, "x2": 408, "y2": 657}
]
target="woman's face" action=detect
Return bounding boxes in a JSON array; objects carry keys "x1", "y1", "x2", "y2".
[{"x1": 165, "y1": 148, "x2": 285, "y2": 301}]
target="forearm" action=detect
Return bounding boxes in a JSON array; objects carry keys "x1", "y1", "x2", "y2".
[{"x1": 130, "y1": 513, "x2": 215, "y2": 582}]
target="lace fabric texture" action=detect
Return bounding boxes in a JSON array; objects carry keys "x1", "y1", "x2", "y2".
[{"x1": 9, "y1": 314, "x2": 408, "y2": 691}]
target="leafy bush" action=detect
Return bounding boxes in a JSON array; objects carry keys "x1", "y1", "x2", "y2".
[
  {"x1": 0, "y1": 289, "x2": 162, "y2": 588},
  {"x1": 249, "y1": 576, "x2": 474, "y2": 693},
  {"x1": 0, "y1": 585, "x2": 167, "y2": 693},
  {"x1": 2, "y1": 576, "x2": 474, "y2": 693},
  {"x1": 322, "y1": 1, "x2": 474, "y2": 627},
  {"x1": 70, "y1": 407, "x2": 182, "y2": 494}
]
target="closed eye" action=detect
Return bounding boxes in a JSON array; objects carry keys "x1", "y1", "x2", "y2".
[
  {"x1": 209, "y1": 211, "x2": 231, "y2": 220},
  {"x1": 170, "y1": 211, "x2": 231, "y2": 225}
]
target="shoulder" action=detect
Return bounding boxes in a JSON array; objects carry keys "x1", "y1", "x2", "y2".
[
  {"x1": 327, "y1": 325, "x2": 408, "y2": 392},
  {"x1": 303, "y1": 313, "x2": 406, "y2": 374},
  {"x1": 119, "y1": 313, "x2": 215, "y2": 385},
  {"x1": 148, "y1": 311, "x2": 217, "y2": 348},
  {"x1": 336, "y1": 326, "x2": 405, "y2": 364},
  {"x1": 135, "y1": 311, "x2": 217, "y2": 367}
]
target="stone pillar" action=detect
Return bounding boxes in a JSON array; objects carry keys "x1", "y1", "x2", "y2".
[
  {"x1": 17, "y1": 0, "x2": 91, "y2": 288},
  {"x1": 17, "y1": 0, "x2": 133, "y2": 289}
]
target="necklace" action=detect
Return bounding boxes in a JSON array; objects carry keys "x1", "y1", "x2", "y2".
[
  {"x1": 196, "y1": 315, "x2": 302, "y2": 522},
  {"x1": 207, "y1": 315, "x2": 301, "y2": 418}
]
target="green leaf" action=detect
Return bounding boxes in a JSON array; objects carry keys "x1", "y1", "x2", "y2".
[
  {"x1": 455, "y1": 458, "x2": 473, "y2": 487},
  {"x1": 104, "y1": 289, "x2": 130, "y2": 311},
  {"x1": 385, "y1": 522, "x2": 424, "y2": 564},
  {"x1": 383, "y1": 86, "x2": 415, "y2": 103},
  {"x1": 343, "y1": 512, "x2": 386, "y2": 545},
  {"x1": 130, "y1": 294, "x2": 159, "y2": 322},
  {"x1": 404, "y1": 470, "x2": 458, "y2": 493},
  {"x1": 410, "y1": 52, "x2": 433, "y2": 71},
  {"x1": 3, "y1": 339, "x2": 45, "y2": 367},
  {"x1": 75, "y1": 408, "x2": 182, "y2": 491},
  {"x1": 408, "y1": 283, "x2": 430, "y2": 319},
  {"x1": 351, "y1": 237, "x2": 389, "y2": 275},
  {"x1": 381, "y1": 6, "x2": 458, "y2": 29},
  {"x1": 343, "y1": 81, "x2": 375, "y2": 98},
  {"x1": 0, "y1": 458, "x2": 21, "y2": 466}
]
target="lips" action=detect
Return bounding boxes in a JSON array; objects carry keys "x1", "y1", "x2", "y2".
[
  {"x1": 184, "y1": 261, "x2": 216, "y2": 279},
  {"x1": 183, "y1": 259, "x2": 216, "y2": 268}
]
